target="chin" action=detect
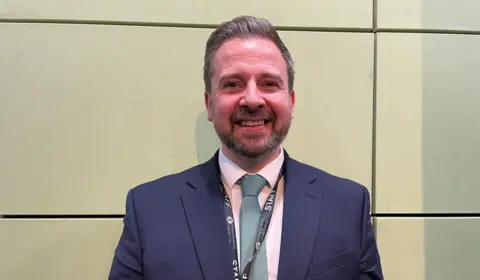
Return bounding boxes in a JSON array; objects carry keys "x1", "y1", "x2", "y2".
[
  {"x1": 238, "y1": 140, "x2": 279, "y2": 158},
  {"x1": 237, "y1": 137, "x2": 269, "y2": 148},
  {"x1": 243, "y1": 145, "x2": 268, "y2": 154}
]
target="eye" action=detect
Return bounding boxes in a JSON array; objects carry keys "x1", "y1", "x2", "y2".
[
  {"x1": 262, "y1": 81, "x2": 279, "y2": 88},
  {"x1": 223, "y1": 81, "x2": 240, "y2": 88}
]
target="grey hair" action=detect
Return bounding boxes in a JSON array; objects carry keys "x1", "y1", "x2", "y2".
[{"x1": 203, "y1": 15, "x2": 295, "y2": 94}]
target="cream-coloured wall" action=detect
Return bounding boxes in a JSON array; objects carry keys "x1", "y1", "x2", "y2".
[
  {"x1": 375, "y1": 1, "x2": 480, "y2": 280},
  {"x1": 1, "y1": 1, "x2": 479, "y2": 279}
]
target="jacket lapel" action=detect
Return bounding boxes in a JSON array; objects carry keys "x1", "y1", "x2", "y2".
[
  {"x1": 278, "y1": 153, "x2": 324, "y2": 280},
  {"x1": 181, "y1": 151, "x2": 234, "y2": 280}
]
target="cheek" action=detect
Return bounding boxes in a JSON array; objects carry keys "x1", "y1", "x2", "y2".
[
  {"x1": 211, "y1": 100, "x2": 237, "y2": 123},
  {"x1": 271, "y1": 107, "x2": 292, "y2": 130},
  {"x1": 267, "y1": 99, "x2": 293, "y2": 121}
]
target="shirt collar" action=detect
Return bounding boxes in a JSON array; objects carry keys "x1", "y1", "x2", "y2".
[{"x1": 218, "y1": 147, "x2": 284, "y2": 188}]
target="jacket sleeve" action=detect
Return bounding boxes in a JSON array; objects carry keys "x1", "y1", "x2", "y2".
[
  {"x1": 108, "y1": 189, "x2": 144, "y2": 280},
  {"x1": 360, "y1": 188, "x2": 384, "y2": 280}
]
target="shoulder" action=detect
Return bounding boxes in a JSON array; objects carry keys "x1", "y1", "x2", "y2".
[
  {"x1": 288, "y1": 157, "x2": 371, "y2": 222},
  {"x1": 288, "y1": 157, "x2": 369, "y2": 201},
  {"x1": 127, "y1": 161, "x2": 207, "y2": 201}
]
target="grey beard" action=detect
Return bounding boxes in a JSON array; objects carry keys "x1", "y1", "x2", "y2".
[{"x1": 215, "y1": 119, "x2": 291, "y2": 159}]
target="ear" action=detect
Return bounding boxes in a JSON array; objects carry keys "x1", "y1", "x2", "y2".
[
  {"x1": 289, "y1": 90, "x2": 296, "y2": 119},
  {"x1": 204, "y1": 92, "x2": 213, "y2": 121}
]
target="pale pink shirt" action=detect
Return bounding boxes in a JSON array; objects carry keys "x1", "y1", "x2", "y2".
[{"x1": 218, "y1": 148, "x2": 284, "y2": 280}]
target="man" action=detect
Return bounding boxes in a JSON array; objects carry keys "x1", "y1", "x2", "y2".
[{"x1": 109, "y1": 15, "x2": 383, "y2": 280}]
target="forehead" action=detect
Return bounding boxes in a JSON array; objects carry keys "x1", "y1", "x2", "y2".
[{"x1": 212, "y1": 37, "x2": 287, "y2": 77}]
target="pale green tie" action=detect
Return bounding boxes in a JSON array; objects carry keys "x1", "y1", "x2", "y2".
[{"x1": 240, "y1": 174, "x2": 268, "y2": 280}]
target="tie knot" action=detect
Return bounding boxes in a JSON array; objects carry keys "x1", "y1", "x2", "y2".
[{"x1": 240, "y1": 174, "x2": 267, "y2": 198}]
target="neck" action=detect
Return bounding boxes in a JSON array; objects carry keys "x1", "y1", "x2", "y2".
[{"x1": 221, "y1": 146, "x2": 282, "y2": 173}]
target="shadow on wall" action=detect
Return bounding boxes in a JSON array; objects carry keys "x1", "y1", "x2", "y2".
[{"x1": 195, "y1": 110, "x2": 220, "y2": 164}]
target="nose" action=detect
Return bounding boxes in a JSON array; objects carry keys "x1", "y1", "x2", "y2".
[{"x1": 240, "y1": 80, "x2": 265, "y2": 109}]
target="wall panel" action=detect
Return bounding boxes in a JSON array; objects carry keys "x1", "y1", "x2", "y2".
[
  {"x1": 0, "y1": 23, "x2": 374, "y2": 214},
  {"x1": 0, "y1": 0, "x2": 372, "y2": 29},
  {"x1": 0, "y1": 219, "x2": 122, "y2": 280},
  {"x1": 283, "y1": 32, "x2": 374, "y2": 192},
  {"x1": 0, "y1": 24, "x2": 213, "y2": 214},
  {"x1": 377, "y1": 0, "x2": 480, "y2": 32},
  {"x1": 376, "y1": 33, "x2": 480, "y2": 213},
  {"x1": 376, "y1": 217, "x2": 480, "y2": 280}
]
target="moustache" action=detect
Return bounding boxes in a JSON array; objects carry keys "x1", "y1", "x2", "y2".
[{"x1": 231, "y1": 106, "x2": 274, "y2": 121}]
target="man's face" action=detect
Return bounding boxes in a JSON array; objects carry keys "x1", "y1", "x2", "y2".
[{"x1": 205, "y1": 37, "x2": 295, "y2": 158}]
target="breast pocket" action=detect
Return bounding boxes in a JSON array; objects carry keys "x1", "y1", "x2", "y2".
[{"x1": 305, "y1": 250, "x2": 356, "y2": 279}]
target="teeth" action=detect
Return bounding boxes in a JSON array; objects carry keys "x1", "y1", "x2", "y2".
[{"x1": 240, "y1": 120, "x2": 265, "y2": 127}]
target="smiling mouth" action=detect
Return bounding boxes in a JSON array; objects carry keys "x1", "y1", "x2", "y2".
[{"x1": 235, "y1": 120, "x2": 271, "y2": 127}]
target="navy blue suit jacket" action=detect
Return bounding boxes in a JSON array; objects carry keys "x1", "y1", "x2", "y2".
[{"x1": 109, "y1": 150, "x2": 383, "y2": 280}]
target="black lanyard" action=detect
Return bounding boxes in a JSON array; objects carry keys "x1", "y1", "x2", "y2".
[{"x1": 220, "y1": 165, "x2": 284, "y2": 280}]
